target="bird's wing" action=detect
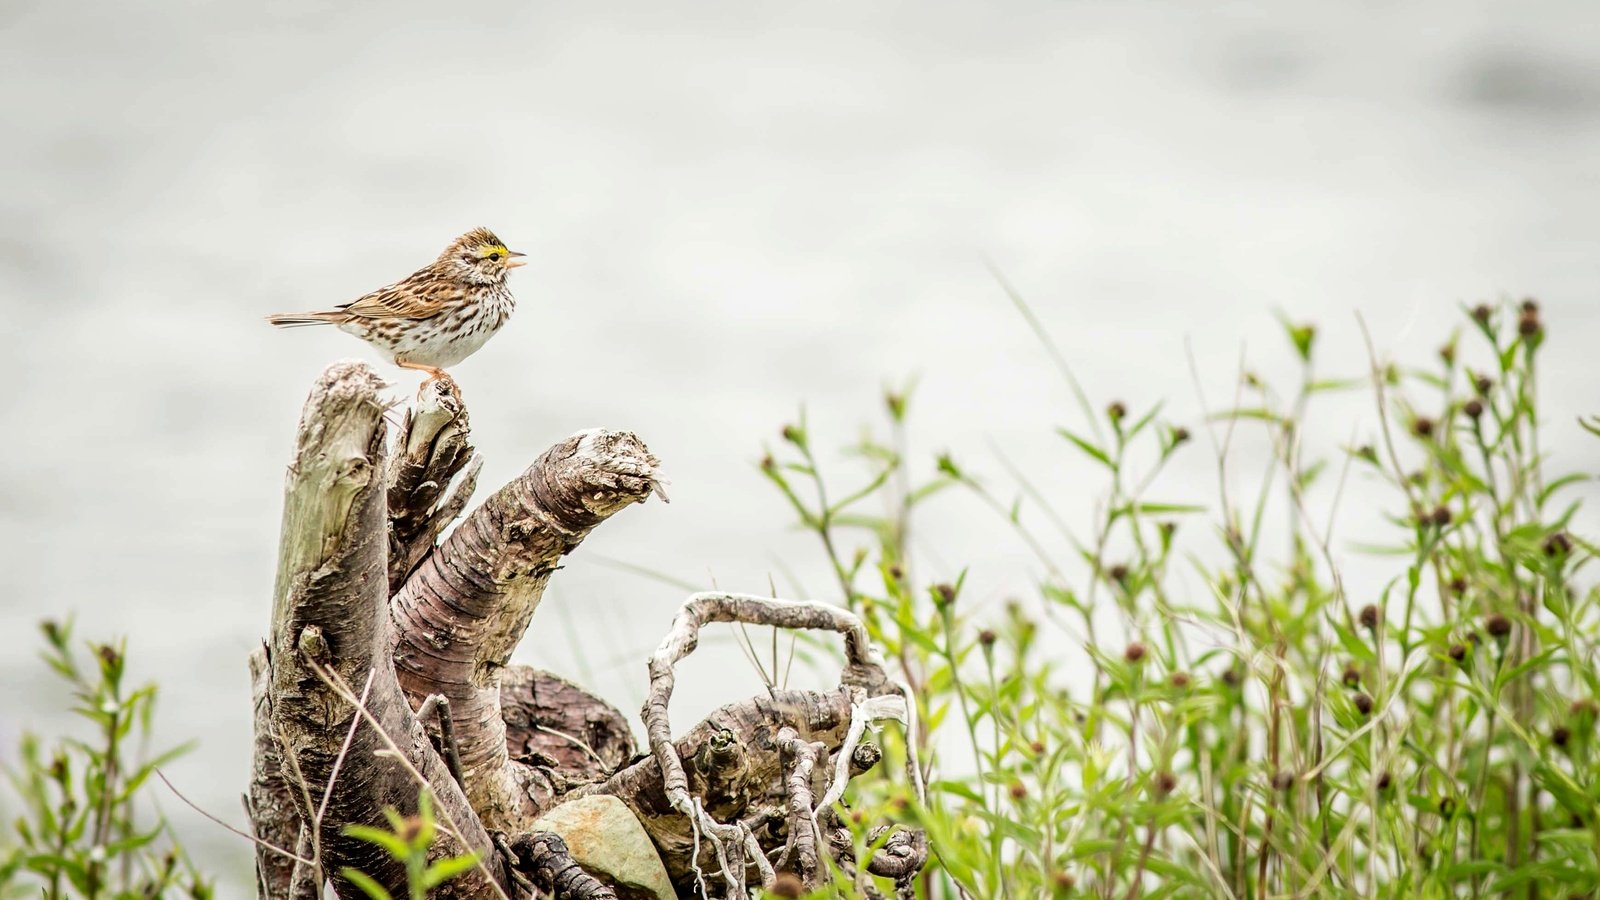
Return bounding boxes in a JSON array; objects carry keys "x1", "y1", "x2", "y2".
[{"x1": 338, "y1": 270, "x2": 456, "y2": 320}]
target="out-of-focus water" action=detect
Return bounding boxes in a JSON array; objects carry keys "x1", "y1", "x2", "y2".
[{"x1": 2, "y1": 1, "x2": 1597, "y2": 889}]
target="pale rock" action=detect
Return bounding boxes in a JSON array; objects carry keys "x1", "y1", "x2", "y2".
[{"x1": 530, "y1": 794, "x2": 675, "y2": 900}]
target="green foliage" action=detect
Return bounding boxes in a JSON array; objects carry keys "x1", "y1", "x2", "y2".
[
  {"x1": 338, "y1": 790, "x2": 479, "y2": 900},
  {"x1": 762, "y1": 300, "x2": 1599, "y2": 897},
  {"x1": 0, "y1": 620, "x2": 211, "y2": 899}
]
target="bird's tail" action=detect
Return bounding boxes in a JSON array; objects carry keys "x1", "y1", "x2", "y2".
[{"x1": 265, "y1": 311, "x2": 344, "y2": 328}]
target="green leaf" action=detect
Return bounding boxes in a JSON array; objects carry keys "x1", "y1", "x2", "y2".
[
  {"x1": 1280, "y1": 316, "x2": 1317, "y2": 361},
  {"x1": 1056, "y1": 428, "x2": 1111, "y2": 469},
  {"x1": 1209, "y1": 407, "x2": 1283, "y2": 424},
  {"x1": 342, "y1": 824, "x2": 410, "y2": 859},
  {"x1": 1126, "y1": 402, "x2": 1165, "y2": 439},
  {"x1": 338, "y1": 867, "x2": 395, "y2": 900},
  {"x1": 421, "y1": 853, "x2": 481, "y2": 890},
  {"x1": 1538, "y1": 472, "x2": 1591, "y2": 505},
  {"x1": 930, "y1": 779, "x2": 985, "y2": 803}
]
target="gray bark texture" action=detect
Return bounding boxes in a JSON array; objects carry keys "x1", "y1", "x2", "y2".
[{"x1": 250, "y1": 361, "x2": 924, "y2": 899}]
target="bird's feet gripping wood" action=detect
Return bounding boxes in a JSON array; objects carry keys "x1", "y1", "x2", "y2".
[{"x1": 397, "y1": 359, "x2": 451, "y2": 388}]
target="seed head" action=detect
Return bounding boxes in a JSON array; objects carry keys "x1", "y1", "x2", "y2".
[
  {"x1": 1271, "y1": 770, "x2": 1295, "y2": 791},
  {"x1": 781, "y1": 423, "x2": 804, "y2": 445},
  {"x1": 1474, "y1": 374, "x2": 1493, "y2": 395},
  {"x1": 1471, "y1": 304, "x2": 1493, "y2": 325},
  {"x1": 1448, "y1": 576, "x2": 1468, "y2": 595},
  {"x1": 1439, "y1": 343, "x2": 1456, "y2": 365},
  {"x1": 1008, "y1": 780, "x2": 1027, "y2": 801},
  {"x1": 1447, "y1": 643, "x2": 1467, "y2": 663},
  {"x1": 1544, "y1": 532, "x2": 1573, "y2": 557},
  {"x1": 1439, "y1": 797, "x2": 1456, "y2": 817},
  {"x1": 1553, "y1": 726, "x2": 1572, "y2": 748},
  {"x1": 396, "y1": 815, "x2": 425, "y2": 845},
  {"x1": 1411, "y1": 417, "x2": 1435, "y2": 438},
  {"x1": 1519, "y1": 311, "x2": 1542, "y2": 337},
  {"x1": 1169, "y1": 671, "x2": 1191, "y2": 689},
  {"x1": 1377, "y1": 771, "x2": 1393, "y2": 791},
  {"x1": 1107, "y1": 401, "x2": 1127, "y2": 422},
  {"x1": 1107, "y1": 563, "x2": 1130, "y2": 584},
  {"x1": 1154, "y1": 771, "x2": 1177, "y2": 797},
  {"x1": 1485, "y1": 613, "x2": 1512, "y2": 639},
  {"x1": 770, "y1": 872, "x2": 805, "y2": 898},
  {"x1": 932, "y1": 583, "x2": 957, "y2": 608},
  {"x1": 1341, "y1": 665, "x2": 1361, "y2": 687},
  {"x1": 1463, "y1": 398, "x2": 1484, "y2": 419},
  {"x1": 1521, "y1": 298, "x2": 1540, "y2": 315},
  {"x1": 1359, "y1": 604, "x2": 1380, "y2": 630},
  {"x1": 977, "y1": 629, "x2": 997, "y2": 648},
  {"x1": 1430, "y1": 505, "x2": 1452, "y2": 527},
  {"x1": 1353, "y1": 693, "x2": 1374, "y2": 716},
  {"x1": 884, "y1": 391, "x2": 907, "y2": 420},
  {"x1": 1123, "y1": 642, "x2": 1147, "y2": 664},
  {"x1": 1222, "y1": 668, "x2": 1241, "y2": 688},
  {"x1": 1030, "y1": 739, "x2": 1046, "y2": 755},
  {"x1": 1051, "y1": 870, "x2": 1077, "y2": 893},
  {"x1": 1172, "y1": 426, "x2": 1191, "y2": 445}
]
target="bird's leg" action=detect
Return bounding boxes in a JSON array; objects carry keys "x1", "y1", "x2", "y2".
[{"x1": 395, "y1": 360, "x2": 451, "y2": 387}]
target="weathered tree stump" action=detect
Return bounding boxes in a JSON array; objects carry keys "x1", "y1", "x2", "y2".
[{"x1": 250, "y1": 361, "x2": 924, "y2": 899}]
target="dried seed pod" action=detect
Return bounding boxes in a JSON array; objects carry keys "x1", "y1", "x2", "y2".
[
  {"x1": 1359, "y1": 604, "x2": 1380, "y2": 630},
  {"x1": 1485, "y1": 613, "x2": 1512, "y2": 639}
]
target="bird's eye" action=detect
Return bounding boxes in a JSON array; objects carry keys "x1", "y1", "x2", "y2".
[{"x1": 487, "y1": 251, "x2": 502, "y2": 261}]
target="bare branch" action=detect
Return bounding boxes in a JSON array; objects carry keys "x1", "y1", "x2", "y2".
[
  {"x1": 388, "y1": 376, "x2": 481, "y2": 593},
  {"x1": 390, "y1": 428, "x2": 661, "y2": 830}
]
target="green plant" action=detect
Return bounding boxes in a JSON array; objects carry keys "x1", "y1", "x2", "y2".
[
  {"x1": 0, "y1": 619, "x2": 211, "y2": 899},
  {"x1": 337, "y1": 790, "x2": 480, "y2": 900},
  {"x1": 761, "y1": 299, "x2": 1597, "y2": 897}
]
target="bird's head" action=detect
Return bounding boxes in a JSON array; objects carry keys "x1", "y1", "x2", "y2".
[{"x1": 440, "y1": 227, "x2": 525, "y2": 285}]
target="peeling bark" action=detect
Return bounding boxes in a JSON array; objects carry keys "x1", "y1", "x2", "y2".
[
  {"x1": 390, "y1": 428, "x2": 660, "y2": 830},
  {"x1": 506, "y1": 832, "x2": 617, "y2": 900},
  {"x1": 500, "y1": 665, "x2": 636, "y2": 779},
  {"x1": 247, "y1": 646, "x2": 319, "y2": 900},
  {"x1": 387, "y1": 377, "x2": 481, "y2": 594}
]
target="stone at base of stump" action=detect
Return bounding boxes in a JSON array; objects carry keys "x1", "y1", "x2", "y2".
[{"x1": 531, "y1": 795, "x2": 675, "y2": 900}]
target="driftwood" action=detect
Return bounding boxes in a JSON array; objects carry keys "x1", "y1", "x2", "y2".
[{"x1": 250, "y1": 361, "x2": 925, "y2": 899}]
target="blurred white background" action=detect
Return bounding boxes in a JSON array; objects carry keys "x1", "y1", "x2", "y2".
[{"x1": 2, "y1": 0, "x2": 1597, "y2": 888}]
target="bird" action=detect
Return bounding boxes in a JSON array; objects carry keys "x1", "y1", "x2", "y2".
[{"x1": 267, "y1": 228, "x2": 525, "y2": 381}]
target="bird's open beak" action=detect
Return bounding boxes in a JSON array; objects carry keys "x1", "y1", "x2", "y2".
[{"x1": 505, "y1": 251, "x2": 527, "y2": 269}]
